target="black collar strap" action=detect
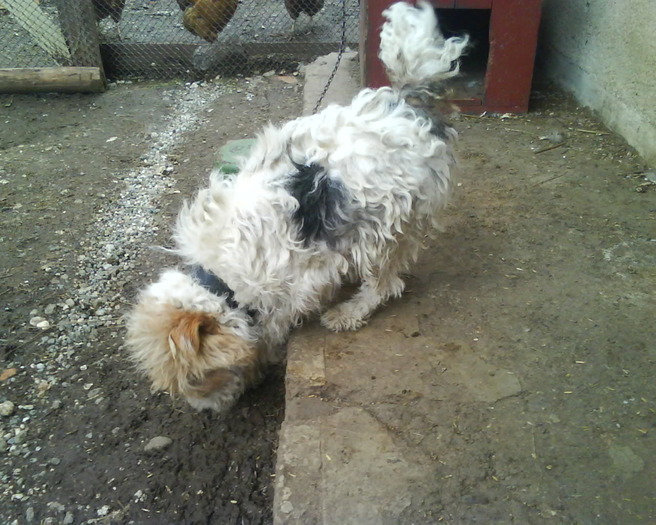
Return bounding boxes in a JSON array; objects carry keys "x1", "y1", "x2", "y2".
[{"x1": 190, "y1": 265, "x2": 256, "y2": 320}]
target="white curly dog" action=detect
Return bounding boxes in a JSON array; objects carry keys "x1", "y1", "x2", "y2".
[{"x1": 126, "y1": 0, "x2": 468, "y2": 411}]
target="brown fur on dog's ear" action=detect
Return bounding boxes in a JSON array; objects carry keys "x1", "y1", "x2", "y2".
[
  {"x1": 168, "y1": 311, "x2": 220, "y2": 361},
  {"x1": 127, "y1": 302, "x2": 263, "y2": 411},
  {"x1": 163, "y1": 310, "x2": 264, "y2": 408}
]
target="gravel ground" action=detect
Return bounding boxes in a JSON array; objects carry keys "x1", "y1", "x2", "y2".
[{"x1": 1, "y1": 72, "x2": 302, "y2": 524}]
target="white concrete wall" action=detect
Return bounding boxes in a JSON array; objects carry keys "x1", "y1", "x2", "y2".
[{"x1": 539, "y1": 0, "x2": 656, "y2": 166}]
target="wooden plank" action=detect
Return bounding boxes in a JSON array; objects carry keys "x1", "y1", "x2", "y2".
[
  {"x1": 0, "y1": 67, "x2": 105, "y2": 93},
  {"x1": 100, "y1": 42, "x2": 351, "y2": 78},
  {"x1": 3, "y1": 0, "x2": 71, "y2": 62},
  {"x1": 243, "y1": 42, "x2": 349, "y2": 57},
  {"x1": 100, "y1": 43, "x2": 197, "y2": 77}
]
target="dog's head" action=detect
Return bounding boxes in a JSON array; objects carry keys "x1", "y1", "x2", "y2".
[{"x1": 126, "y1": 270, "x2": 262, "y2": 411}]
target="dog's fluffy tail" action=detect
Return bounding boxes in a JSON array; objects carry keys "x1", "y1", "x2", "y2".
[{"x1": 379, "y1": 0, "x2": 468, "y2": 90}]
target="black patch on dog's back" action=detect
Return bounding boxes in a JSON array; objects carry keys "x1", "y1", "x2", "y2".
[{"x1": 287, "y1": 161, "x2": 348, "y2": 249}]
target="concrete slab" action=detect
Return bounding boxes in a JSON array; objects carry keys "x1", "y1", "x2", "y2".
[
  {"x1": 274, "y1": 313, "x2": 523, "y2": 524},
  {"x1": 302, "y1": 50, "x2": 360, "y2": 116}
]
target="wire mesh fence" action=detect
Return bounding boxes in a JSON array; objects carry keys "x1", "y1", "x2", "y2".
[
  {"x1": 1, "y1": 0, "x2": 360, "y2": 80},
  {"x1": 2, "y1": 0, "x2": 102, "y2": 69}
]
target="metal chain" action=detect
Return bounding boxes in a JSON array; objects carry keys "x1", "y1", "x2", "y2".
[{"x1": 312, "y1": 0, "x2": 349, "y2": 114}]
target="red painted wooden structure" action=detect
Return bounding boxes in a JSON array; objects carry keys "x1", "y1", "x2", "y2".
[{"x1": 360, "y1": 0, "x2": 542, "y2": 113}]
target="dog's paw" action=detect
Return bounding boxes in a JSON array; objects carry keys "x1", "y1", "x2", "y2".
[{"x1": 320, "y1": 307, "x2": 366, "y2": 332}]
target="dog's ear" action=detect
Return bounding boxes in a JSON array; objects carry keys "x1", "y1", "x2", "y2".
[
  {"x1": 168, "y1": 311, "x2": 220, "y2": 360},
  {"x1": 164, "y1": 311, "x2": 262, "y2": 407}
]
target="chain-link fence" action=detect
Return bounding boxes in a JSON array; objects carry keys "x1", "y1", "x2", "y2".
[
  {"x1": 2, "y1": 0, "x2": 102, "y2": 69},
  {"x1": 1, "y1": 0, "x2": 359, "y2": 80}
]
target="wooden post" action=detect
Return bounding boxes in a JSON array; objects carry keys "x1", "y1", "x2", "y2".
[{"x1": 55, "y1": 0, "x2": 106, "y2": 88}]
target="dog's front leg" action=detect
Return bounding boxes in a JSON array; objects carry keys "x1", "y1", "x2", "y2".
[{"x1": 320, "y1": 274, "x2": 405, "y2": 332}]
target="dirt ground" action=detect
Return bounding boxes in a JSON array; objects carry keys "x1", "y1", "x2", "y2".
[
  {"x1": 1, "y1": 72, "x2": 655, "y2": 525},
  {"x1": 430, "y1": 95, "x2": 655, "y2": 522}
]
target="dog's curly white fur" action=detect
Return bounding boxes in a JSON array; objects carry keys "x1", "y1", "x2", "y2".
[{"x1": 126, "y1": 0, "x2": 468, "y2": 412}]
